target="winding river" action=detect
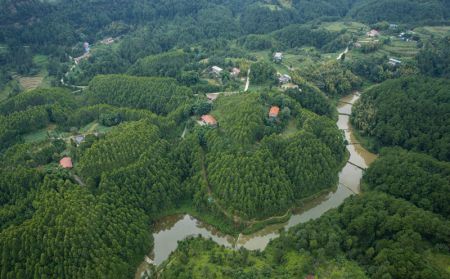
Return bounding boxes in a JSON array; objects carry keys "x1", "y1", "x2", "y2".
[{"x1": 135, "y1": 92, "x2": 377, "y2": 278}]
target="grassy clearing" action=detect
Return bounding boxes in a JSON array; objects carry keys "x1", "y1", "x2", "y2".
[
  {"x1": 23, "y1": 128, "x2": 50, "y2": 143},
  {"x1": 23, "y1": 124, "x2": 57, "y2": 143},
  {"x1": 79, "y1": 121, "x2": 112, "y2": 134},
  {"x1": 322, "y1": 21, "x2": 368, "y2": 34},
  {"x1": 281, "y1": 119, "x2": 298, "y2": 138},
  {"x1": 427, "y1": 252, "x2": 450, "y2": 275},
  {"x1": 17, "y1": 75, "x2": 45, "y2": 91},
  {"x1": 33, "y1": 55, "x2": 49, "y2": 68}
]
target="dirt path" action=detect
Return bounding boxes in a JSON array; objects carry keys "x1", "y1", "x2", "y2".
[
  {"x1": 244, "y1": 68, "x2": 251, "y2": 92},
  {"x1": 337, "y1": 47, "x2": 349, "y2": 60},
  {"x1": 180, "y1": 125, "x2": 187, "y2": 139},
  {"x1": 73, "y1": 175, "x2": 85, "y2": 186}
]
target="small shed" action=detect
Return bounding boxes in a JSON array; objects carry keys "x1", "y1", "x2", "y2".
[
  {"x1": 269, "y1": 106, "x2": 280, "y2": 118},
  {"x1": 59, "y1": 157, "x2": 73, "y2": 169}
]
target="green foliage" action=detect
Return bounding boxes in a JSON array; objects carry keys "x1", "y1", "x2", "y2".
[
  {"x1": 250, "y1": 61, "x2": 277, "y2": 85},
  {"x1": 296, "y1": 61, "x2": 361, "y2": 96},
  {"x1": 239, "y1": 34, "x2": 274, "y2": 50},
  {"x1": 349, "y1": 0, "x2": 450, "y2": 24},
  {"x1": 285, "y1": 85, "x2": 334, "y2": 117},
  {"x1": 128, "y1": 50, "x2": 190, "y2": 78},
  {"x1": 197, "y1": 93, "x2": 344, "y2": 219},
  {"x1": 0, "y1": 177, "x2": 152, "y2": 279},
  {"x1": 0, "y1": 87, "x2": 76, "y2": 115},
  {"x1": 0, "y1": 106, "x2": 51, "y2": 150},
  {"x1": 86, "y1": 74, "x2": 192, "y2": 115},
  {"x1": 364, "y1": 148, "x2": 450, "y2": 218},
  {"x1": 161, "y1": 193, "x2": 450, "y2": 278},
  {"x1": 417, "y1": 37, "x2": 450, "y2": 78},
  {"x1": 352, "y1": 76, "x2": 450, "y2": 161},
  {"x1": 274, "y1": 25, "x2": 339, "y2": 49},
  {"x1": 77, "y1": 121, "x2": 161, "y2": 181}
]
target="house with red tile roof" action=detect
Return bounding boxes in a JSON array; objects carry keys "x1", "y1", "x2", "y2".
[
  {"x1": 59, "y1": 157, "x2": 73, "y2": 169},
  {"x1": 201, "y1": 115, "x2": 218, "y2": 127},
  {"x1": 269, "y1": 106, "x2": 280, "y2": 118}
]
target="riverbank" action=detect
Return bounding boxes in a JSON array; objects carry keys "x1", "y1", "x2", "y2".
[
  {"x1": 135, "y1": 91, "x2": 377, "y2": 273},
  {"x1": 350, "y1": 124, "x2": 379, "y2": 155}
]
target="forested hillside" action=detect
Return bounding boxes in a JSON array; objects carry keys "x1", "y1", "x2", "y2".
[
  {"x1": 352, "y1": 76, "x2": 450, "y2": 161},
  {"x1": 364, "y1": 148, "x2": 450, "y2": 218},
  {"x1": 0, "y1": 0, "x2": 449, "y2": 278}
]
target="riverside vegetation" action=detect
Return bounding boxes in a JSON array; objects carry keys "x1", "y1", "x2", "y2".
[{"x1": 0, "y1": 0, "x2": 449, "y2": 278}]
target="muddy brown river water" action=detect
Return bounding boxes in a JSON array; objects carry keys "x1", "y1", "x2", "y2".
[{"x1": 135, "y1": 92, "x2": 377, "y2": 278}]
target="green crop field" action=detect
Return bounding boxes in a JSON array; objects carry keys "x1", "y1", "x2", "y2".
[{"x1": 322, "y1": 21, "x2": 368, "y2": 34}]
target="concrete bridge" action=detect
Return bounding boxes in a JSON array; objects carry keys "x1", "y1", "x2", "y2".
[{"x1": 347, "y1": 161, "x2": 367, "y2": 171}]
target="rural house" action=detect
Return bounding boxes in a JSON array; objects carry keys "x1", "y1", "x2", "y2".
[
  {"x1": 59, "y1": 157, "x2": 73, "y2": 169},
  {"x1": 74, "y1": 135, "x2": 85, "y2": 145},
  {"x1": 211, "y1": 66, "x2": 223, "y2": 76},
  {"x1": 230, "y1": 67, "x2": 240, "y2": 77},
  {"x1": 278, "y1": 74, "x2": 291, "y2": 84},
  {"x1": 388, "y1": 58, "x2": 402, "y2": 66},
  {"x1": 201, "y1": 115, "x2": 218, "y2": 127},
  {"x1": 273, "y1": 52, "x2": 283, "y2": 62},
  {"x1": 367, "y1": 29, "x2": 380, "y2": 37},
  {"x1": 269, "y1": 106, "x2": 280, "y2": 119}
]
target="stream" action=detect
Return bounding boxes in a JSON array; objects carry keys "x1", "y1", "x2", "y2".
[{"x1": 135, "y1": 92, "x2": 377, "y2": 278}]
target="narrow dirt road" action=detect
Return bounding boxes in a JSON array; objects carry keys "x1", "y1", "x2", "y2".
[
  {"x1": 337, "y1": 47, "x2": 349, "y2": 60},
  {"x1": 244, "y1": 68, "x2": 251, "y2": 92}
]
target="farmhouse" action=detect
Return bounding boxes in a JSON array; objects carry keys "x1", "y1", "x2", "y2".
[
  {"x1": 230, "y1": 67, "x2": 240, "y2": 77},
  {"x1": 269, "y1": 106, "x2": 280, "y2": 119},
  {"x1": 101, "y1": 37, "x2": 115, "y2": 45},
  {"x1": 211, "y1": 66, "x2": 223, "y2": 76},
  {"x1": 59, "y1": 157, "x2": 73, "y2": 169},
  {"x1": 367, "y1": 29, "x2": 380, "y2": 37},
  {"x1": 74, "y1": 135, "x2": 85, "y2": 145},
  {"x1": 273, "y1": 52, "x2": 283, "y2": 62},
  {"x1": 388, "y1": 58, "x2": 402, "y2": 66},
  {"x1": 201, "y1": 115, "x2": 218, "y2": 127},
  {"x1": 278, "y1": 74, "x2": 291, "y2": 84}
]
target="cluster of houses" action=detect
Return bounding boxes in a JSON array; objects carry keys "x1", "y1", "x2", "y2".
[
  {"x1": 210, "y1": 66, "x2": 241, "y2": 78},
  {"x1": 398, "y1": 31, "x2": 417, "y2": 42}
]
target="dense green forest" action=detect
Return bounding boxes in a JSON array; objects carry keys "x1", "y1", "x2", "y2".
[
  {"x1": 352, "y1": 76, "x2": 450, "y2": 161},
  {"x1": 0, "y1": 0, "x2": 449, "y2": 278},
  {"x1": 364, "y1": 148, "x2": 450, "y2": 218}
]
